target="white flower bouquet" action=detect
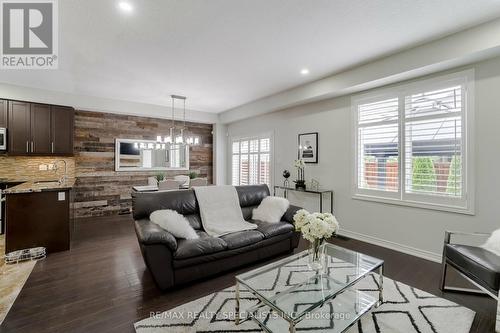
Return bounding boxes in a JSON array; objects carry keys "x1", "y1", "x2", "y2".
[
  {"x1": 294, "y1": 159, "x2": 306, "y2": 189},
  {"x1": 293, "y1": 209, "x2": 340, "y2": 270}
]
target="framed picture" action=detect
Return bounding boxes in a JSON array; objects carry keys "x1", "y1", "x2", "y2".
[{"x1": 298, "y1": 132, "x2": 318, "y2": 163}]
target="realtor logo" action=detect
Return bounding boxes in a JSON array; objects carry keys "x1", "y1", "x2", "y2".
[{"x1": 1, "y1": 0, "x2": 58, "y2": 69}]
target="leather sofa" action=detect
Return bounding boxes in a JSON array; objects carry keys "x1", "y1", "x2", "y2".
[{"x1": 132, "y1": 184, "x2": 301, "y2": 290}]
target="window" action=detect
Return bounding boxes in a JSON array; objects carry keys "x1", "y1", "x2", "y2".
[
  {"x1": 231, "y1": 135, "x2": 272, "y2": 186},
  {"x1": 353, "y1": 71, "x2": 474, "y2": 214}
]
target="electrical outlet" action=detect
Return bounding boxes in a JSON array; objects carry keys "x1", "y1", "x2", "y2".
[
  {"x1": 39, "y1": 164, "x2": 48, "y2": 171},
  {"x1": 48, "y1": 163, "x2": 55, "y2": 170}
]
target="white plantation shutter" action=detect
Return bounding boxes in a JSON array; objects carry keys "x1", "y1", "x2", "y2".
[
  {"x1": 231, "y1": 136, "x2": 272, "y2": 186},
  {"x1": 404, "y1": 86, "x2": 463, "y2": 198},
  {"x1": 356, "y1": 97, "x2": 400, "y2": 194},
  {"x1": 353, "y1": 71, "x2": 473, "y2": 213}
]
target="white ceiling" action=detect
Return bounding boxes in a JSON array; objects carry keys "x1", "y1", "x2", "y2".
[{"x1": 2, "y1": 0, "x2": 500, "y2": 114}]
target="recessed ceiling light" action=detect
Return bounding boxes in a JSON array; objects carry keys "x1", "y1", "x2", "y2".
[
  {"x1": 118, "y1": 1, "x2": 133, "y2": 13},
  {"x1": 300, "y1": 68, "x2": 310, "y2": 75}
]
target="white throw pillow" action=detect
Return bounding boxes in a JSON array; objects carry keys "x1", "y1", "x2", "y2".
[
  {"x1": 252, "y1": 196, "x2": 290, "y2": 223},
  {"x1": 482, "y1": 229, "x2": 500, "y2": 256},
  {"x1": 150, "y1": 209, "x2": 199, "y2": 240}
]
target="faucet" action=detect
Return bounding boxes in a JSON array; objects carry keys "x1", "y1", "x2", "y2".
[{"x1": 53, "y1": 160, "x2": 68, "y2": 185}]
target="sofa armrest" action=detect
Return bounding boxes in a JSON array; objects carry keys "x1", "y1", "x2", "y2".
[
  {"x1": 282, "y1": 205, "x2": 302, "y2": 224},
  {"x1": 135, "y1": 219, "x2": 178, "y2": 251}
]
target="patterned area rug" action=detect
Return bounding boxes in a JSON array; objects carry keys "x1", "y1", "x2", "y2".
[
  {"x1": 0, "y1": 235, "x2": 36, "y2": 325},
  {"x1": 135, "y1": 260, "x2": 475, "y2": 333}
]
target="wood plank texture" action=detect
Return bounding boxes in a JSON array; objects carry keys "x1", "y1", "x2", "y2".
[
  {"x1": 72, "y1": 110, "x2": 213, "y2": 218},
  {"x1": 0, "y1": 215, "x2": 494, "y2": 333}
]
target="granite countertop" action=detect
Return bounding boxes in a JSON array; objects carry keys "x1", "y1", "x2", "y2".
[{"x1": 2, "y1": 179, "x2": 75, "y2": 194}]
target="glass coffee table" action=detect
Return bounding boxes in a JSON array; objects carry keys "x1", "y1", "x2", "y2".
[{"x1": 235, "y1": 243, "x2": 384, "y2": 333}]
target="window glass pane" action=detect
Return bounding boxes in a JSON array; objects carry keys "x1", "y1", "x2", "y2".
[
  {"x1": 358, "y1": 123, "x2": 399, "y2": 191},
  {"x1": 260, "y1": 138, "x2": 270, "y2": 152},
  {"x1": 232, "y1": 141, "x2": 239, "y2": 154},
  {"x1": 260, "y1": 153, "x2": 270, "y2": 185},
  {"x1": 232, "y1": 155, "x2": 240, "y2": 185},
  {"x1": 405, "y1": 116, "x2": 462, "y2": 196},
  {"x1": 240, "y1": 154, "x2": 249, "y2": 185},
  {"x1": 232, "y1": 136, "x2": 271, "y2": 187}
]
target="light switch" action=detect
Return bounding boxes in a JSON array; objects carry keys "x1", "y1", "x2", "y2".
[
  {"x1": 58, "y1": 192, "x2": 66, "y2": 201},
  {"x1": 39, "y1": 164, "x2": 48, "y2": 171}
]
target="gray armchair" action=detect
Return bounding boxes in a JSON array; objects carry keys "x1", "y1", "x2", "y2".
[{"x1": 440, "y1": 230, "x2": 500, "y2": 332}]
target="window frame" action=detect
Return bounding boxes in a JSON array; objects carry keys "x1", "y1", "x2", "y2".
[
  {"x1": 230, "y1": 133, "x2": 274, "y2": 187},
  {"x1": 351, "y1": 70, "x2": 475, "y2": 215}
]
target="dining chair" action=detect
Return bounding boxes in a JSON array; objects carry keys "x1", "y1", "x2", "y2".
[
  {"x1": 147, "y1": 177, "x2": 158, "y2": 186},
  {"x1": 174, "y1": 175, "x2": 190, "y2": 187},
  {"x1": 158, "y1": 179, "x2": 180, "y2": 190},
  {"x1": 189, "y1": 178, "x2": 208, "y2": 187}
]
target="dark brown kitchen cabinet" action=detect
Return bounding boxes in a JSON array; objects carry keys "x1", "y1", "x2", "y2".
[
  {"x1": 8, "y1": 101, "x2": 31, "y2": 155},
  {"x1": 7, "y1": 100, "x2": 74, "y2": 156},
  {"x1": 31, "y1": 103, "x2": 52, "y2": 154},
  {"x1": 51, "y1": 106, "x2": 74, "y2": 155},
  {"x1": 0, "y1": 99, "x2": 7, "y2": 128}
]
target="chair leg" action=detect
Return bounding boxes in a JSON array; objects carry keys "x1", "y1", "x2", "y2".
[{"x1": 440, "y1": 261, "x2": 448, "y2": 291}]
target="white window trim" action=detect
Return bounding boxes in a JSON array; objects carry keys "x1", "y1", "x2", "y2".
[
  {"x1": 230, "y1": 132, "x2": 274, "y2": 187},
  {"x1": 351, "y1": 69, "x2": 475, "y2": 215}
]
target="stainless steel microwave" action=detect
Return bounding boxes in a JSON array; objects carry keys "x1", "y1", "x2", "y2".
[{"x1": 0, "y1": 128, "x2": 6, "y2": 150}]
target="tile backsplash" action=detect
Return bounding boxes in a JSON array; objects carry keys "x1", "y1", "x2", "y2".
[{"x1": 0, "y1": 156, "x2": 75, "y2": 182}]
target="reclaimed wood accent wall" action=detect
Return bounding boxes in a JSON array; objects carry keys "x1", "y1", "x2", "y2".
[{"x1": 73, "y1": 110, "x2": 213, "y2": 218}]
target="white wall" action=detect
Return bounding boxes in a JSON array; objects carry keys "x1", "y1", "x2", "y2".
[
  {"x1": 226, "y1": 56, "x2": 500, "y2": 262},
  {"x1": 213, "y1": 123, "x2": 228, "y2": 185}
]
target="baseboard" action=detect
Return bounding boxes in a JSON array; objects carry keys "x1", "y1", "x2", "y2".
[{"x1": 338, "y1": 229, "x2": 442, "y2": 263}]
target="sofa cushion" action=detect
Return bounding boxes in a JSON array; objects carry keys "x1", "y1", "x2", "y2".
[
  {"x1": 220, "y1": 230, "x2": 264, "y2": 250},
  {"x1": 173, "y1": 231, "x2": 294, "y2": 268},
  {"x1": 174, "y1": 231, "x2": 227, "y2": 259},
  {"x1": 445, "y1": 244, "x2": 500, "y2": 292},
  {"x1": 132, "y1": 189, "x2": 199, "y2": 220},
  {"x1": 236, "y1": 184, "x2": 269, "y2": 208},
  {"x1": 252, "y1": 220, "x2": 294, "y2": 239}
]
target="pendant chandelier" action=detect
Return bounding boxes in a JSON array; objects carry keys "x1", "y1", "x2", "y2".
[{"x1": 156, "y1": 95, "x2": 201, "y2": 146}]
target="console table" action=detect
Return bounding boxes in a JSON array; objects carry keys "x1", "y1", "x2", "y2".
[{"x1": 273, "y1": 185, "x2": 334, "y2": 213}]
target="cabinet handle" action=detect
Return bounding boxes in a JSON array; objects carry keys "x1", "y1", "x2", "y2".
[
  {"x1": 26, "y1": 141, "x2": 29, "y2": 153},
  {"x1": 51, "y1": 142, "x2": 54, "y2": 153},
  {"x1": 31, "y1": 141, "x2": 34, "y2": 152}
]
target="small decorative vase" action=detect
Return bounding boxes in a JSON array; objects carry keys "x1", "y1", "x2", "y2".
[{"x1": 308, "y1": 238, "x2": 326, "y2": 272}]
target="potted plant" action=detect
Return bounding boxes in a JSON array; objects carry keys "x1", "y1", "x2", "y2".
[
  {"x1": 155, "y1": 173, "x2": 165, "y2": 183},
  {"x1": 293, "y1": 209, "x2": 339, "y2": 271},
  {"x1": 294, "y1": 159, "x2": 306, "y2": 190},
  {"x1": 189, "y1": 171, "x2": 199, "y2": 179}
]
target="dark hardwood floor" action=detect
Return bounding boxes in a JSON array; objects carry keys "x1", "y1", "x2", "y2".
[{"x1": 1, "y1": 215, "x2": 495, "y2": 333}]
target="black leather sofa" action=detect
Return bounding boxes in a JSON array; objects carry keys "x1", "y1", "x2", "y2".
[{"x1": 132, "y1": 184, "x2": 301, "y2": 290}]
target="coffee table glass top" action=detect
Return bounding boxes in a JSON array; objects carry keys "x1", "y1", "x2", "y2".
[{"x1": 236, "y1": 243, "x2": 384, "y2": 322}]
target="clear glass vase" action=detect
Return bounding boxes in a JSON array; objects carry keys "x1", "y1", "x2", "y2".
[{"x1": 308, "y1": 238, "x2": 326, "y2": 272}]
